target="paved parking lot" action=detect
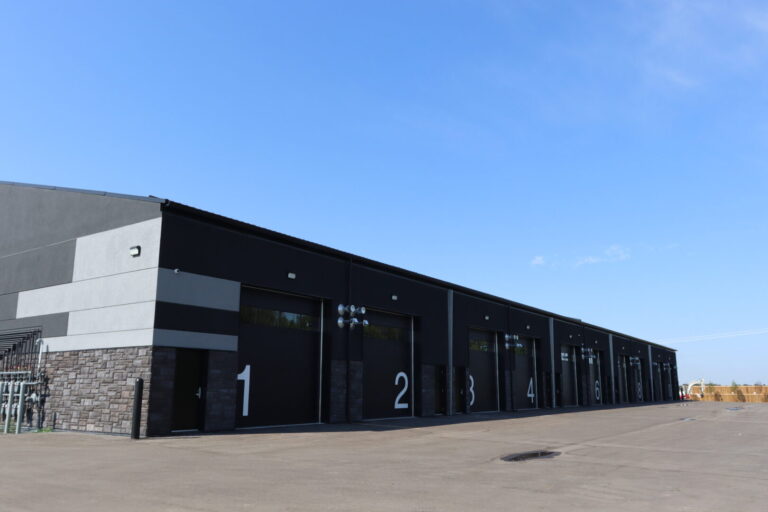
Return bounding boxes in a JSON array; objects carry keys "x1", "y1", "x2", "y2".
[{"x1": 1, "y1": 401, "x2": 766, "y2": 511}]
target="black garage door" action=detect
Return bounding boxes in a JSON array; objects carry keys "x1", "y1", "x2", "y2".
[
  {"x1": 591, "y1": 351, "x2": 604, "y2": 405},
  {"x1": 663, "y1": 363, "x2": 673, "y2": 400},
  {"x1": 560, "y1": 346, "x2": 578, "y2": 407},
  {"x1": 511, "y1": 337, "x2": 538, "y2": 410},
  {"x1": 362, "y1": 310, "x2": 413, "y2": 419},
  {"x1": 468, "y1": 329, "x2": 498, "y2": 413},
  {"x1": 237, "y1": 288, "x2": 322, "y2": 427},
  {"x1": 630, "y1": 357, "x2": 644, "y2": 402},
  {"x1": 653, "y1": 362, "x2": 663, "y2": 401}
]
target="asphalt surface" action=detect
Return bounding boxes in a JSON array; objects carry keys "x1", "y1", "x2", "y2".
[{"x1": 1, "y1": 401, "x2": 766, "y2": 511}]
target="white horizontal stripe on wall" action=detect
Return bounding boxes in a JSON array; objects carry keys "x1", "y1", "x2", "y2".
[
  {"x1": 156, "y1": 269, "x2": 240, "y2": 311},
  {"x1": 44, "y1": 329, "x2": 154, "y2": 352},
  {"x1": 72, "y1": 218, "x2": 162, "y2": 282},
  {"x1": 43, "y1": 328, "x2": 237, "y2": 352},
  {"x1": 16, "y1": 268, "x2": 159, "y2": 318},
  {"x1": 67, "y1": 301, "x2": 156, "y2": 336},
  {"x1": 154, "y1": 329, "x2": 237, "y2": 351}
]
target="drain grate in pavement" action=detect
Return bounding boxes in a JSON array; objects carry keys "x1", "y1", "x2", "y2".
[
  {"x1": 501, "y1": 450, "x2": 560, "y2": 462},
  {"x1": 680, "y1": 417, "x2": 696, "y2": 421},
  {"x1": 726, "y1": 407, "x2": 743, "y2": 411}
]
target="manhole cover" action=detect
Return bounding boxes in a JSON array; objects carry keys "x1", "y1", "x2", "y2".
[{"x1": 501, "y1": 450, "x2": 560, "y2": 462}]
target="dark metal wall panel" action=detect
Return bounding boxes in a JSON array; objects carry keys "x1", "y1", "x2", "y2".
[
  {"x1": 0, "y1": 293, "x2": 18, "y2": 321},
  {"x1": 0, "y1": 240, "x2": 76, "y2": 296},
  {"x1": 453, "y1": 293, "x2": 508, "y2": 367},
  {"x1": 553, "y1": 320, "x2": 584, "y2": 353},
  {"x1": 159, "y1": 213, "x2": 347, "y2": 299},
  {"x1": 0, "y1": 313, "x2": 69, "y2": 338},
  {"x1": 160, "y1": 212, "x2": 348, "y2": 359},
  {"x1": 509, "y1": 308, "x2": 548, "y2": 339},
  {"x1": 154, "y1": 302, "x2": 239, "y2": 336},
  {"x1": 509, "y1": 308, "x2": 551, "y2": 380},
  {"x1": 0, "y1": 183, "x2": 161, "y2": 258},
  {"x1": 350, "y1": 264, "x2": 448, "y2": 365}
]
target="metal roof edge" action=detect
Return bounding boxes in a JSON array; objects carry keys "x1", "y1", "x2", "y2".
[{"x1": 0, "y1": 180, "x2": 168, "y2": 204}]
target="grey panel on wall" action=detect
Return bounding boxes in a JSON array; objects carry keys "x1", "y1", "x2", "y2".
[
  {"x1": 0, "y1": 293, "x2": 18, "y2": 321},
  {"x1": 0, "y1": 313, "x2": 69, "y2": 337},
  {"x1": 0, "y1": 183, "x2": 162, "y2": 257},
  {"x1": 0, "y1": 240, "x2": 76, "y2": 295}
]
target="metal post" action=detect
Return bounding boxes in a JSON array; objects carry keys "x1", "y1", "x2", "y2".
[
  {"x1": 608, "y1": 335, "x2": 616, "y2": 405},
  {"x1": 131, "y1": 378, "x2": 144, "y2": 439},
  {"x1": 647, "y1": 344, "x2": 654, "y2": 401},
  {"x1": 15, "y1": 383, "x2": 26, "y2": 434},
  {"x1": 447, "y1": 290, "x2": 454, "y2": 416},
  {"x1": 0, "y1": 381, "x2": 5, "y2": 431},
  {"x1": 4, "y1": 382, "x2": 14, "y2": 434},
  {"x1": 548, "y1": 318, "x2": 556, "y2": 408}
]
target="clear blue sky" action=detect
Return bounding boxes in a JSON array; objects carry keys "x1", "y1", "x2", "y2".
[{"x1": 2, "y1": 1, "x2": 766, "y2": 385}]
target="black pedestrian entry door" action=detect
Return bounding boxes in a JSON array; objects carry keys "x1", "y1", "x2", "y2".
[
  {"x1": 511, "y1": 337, "x2": 538, "y2": 409},
  {"x1": 237, "y1": 288, "x2": 323, "y2": 428},
  {"x1": 172, "y1": 349, "x2": 207, "y2": 431},
  {"x1": 362, "y1": 310, "x2": 413, "y2": 419},
  {"x1": 468, "y1": 330, "x2": 499, "y2": 413}
]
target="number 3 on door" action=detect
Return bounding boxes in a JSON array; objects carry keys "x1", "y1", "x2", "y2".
[{"x1": 394, "y1": 371, "x2": 409, "y2": 410}]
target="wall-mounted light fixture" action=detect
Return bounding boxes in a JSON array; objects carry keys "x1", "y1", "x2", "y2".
[
  {"x1": 391, "y1": 294, "x2": 398, "y2": 301},
  {"x1": 287, "y1": 272, "x2": 296, "y2": 280},
  {"x1": 483, "y1": 315, "x2": 490, "y2": 321},
  {"x1": 129, "y1": 246, "x2": 141, "y2": 257}
]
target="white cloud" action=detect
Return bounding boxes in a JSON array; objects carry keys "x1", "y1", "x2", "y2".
[
  {"x1": 632, "y1": 0, "x2": 768, "y2": 89},
  {"x1": 576, "y1": 244, "x2": 631, "y2": 266},
  {"x1": 530, "y1": 255, "x2": 545, "y2": 266}
]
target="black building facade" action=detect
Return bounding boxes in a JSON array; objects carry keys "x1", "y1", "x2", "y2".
[{"x1": 0, "y1": 182, "x2": 679, "y2": 436}]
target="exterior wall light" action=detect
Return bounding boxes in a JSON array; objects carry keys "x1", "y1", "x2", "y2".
[
  {"x1": 129, "y1": 246, "x2": 141, "y2": 257},
  {"x1": 287, "y1": 272, "x2": 296, "y2": 280}
]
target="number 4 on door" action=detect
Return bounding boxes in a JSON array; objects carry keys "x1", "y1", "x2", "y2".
[{"x1": 527, "y1": 377, "x2": 535, "y2": 401}]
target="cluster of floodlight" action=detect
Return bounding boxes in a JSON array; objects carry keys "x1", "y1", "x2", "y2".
[{"x1": 337, "y1": 304, "x2": 369, "y2": 329}]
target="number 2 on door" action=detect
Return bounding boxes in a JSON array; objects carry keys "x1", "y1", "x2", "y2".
[{"x1": 394, "y1": 371, "x2": 409, "y2": 410}]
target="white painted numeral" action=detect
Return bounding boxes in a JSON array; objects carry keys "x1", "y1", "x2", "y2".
[
  {"x1": 394, "y1": 371, "x2": 409, "y2": 410},
  {"x1": 468, "y1": 374, "x2": 476, "y2": 406},
  {"x1": 237, "y1": 364, "x2": 251, "y2": 417},
  {"x1": 527, "y1": 377, "x2": 535, "y2": 400},
  {"x1": 594, "y1": 380, "x2": 601, "y2": 402}
]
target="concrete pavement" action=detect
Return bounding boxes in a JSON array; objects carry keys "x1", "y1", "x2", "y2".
[{"x1": 1, "y1": 401, "x2": 766, "y2": 511}]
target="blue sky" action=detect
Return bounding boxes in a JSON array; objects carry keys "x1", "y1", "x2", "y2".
[{"x1": 1, "y1": 1, "x2": 766, "y2": 385}]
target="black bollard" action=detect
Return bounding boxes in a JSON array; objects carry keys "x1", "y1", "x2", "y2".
[{"x1": 130, "y1": 378, "x2": 144, "y2": 439}]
